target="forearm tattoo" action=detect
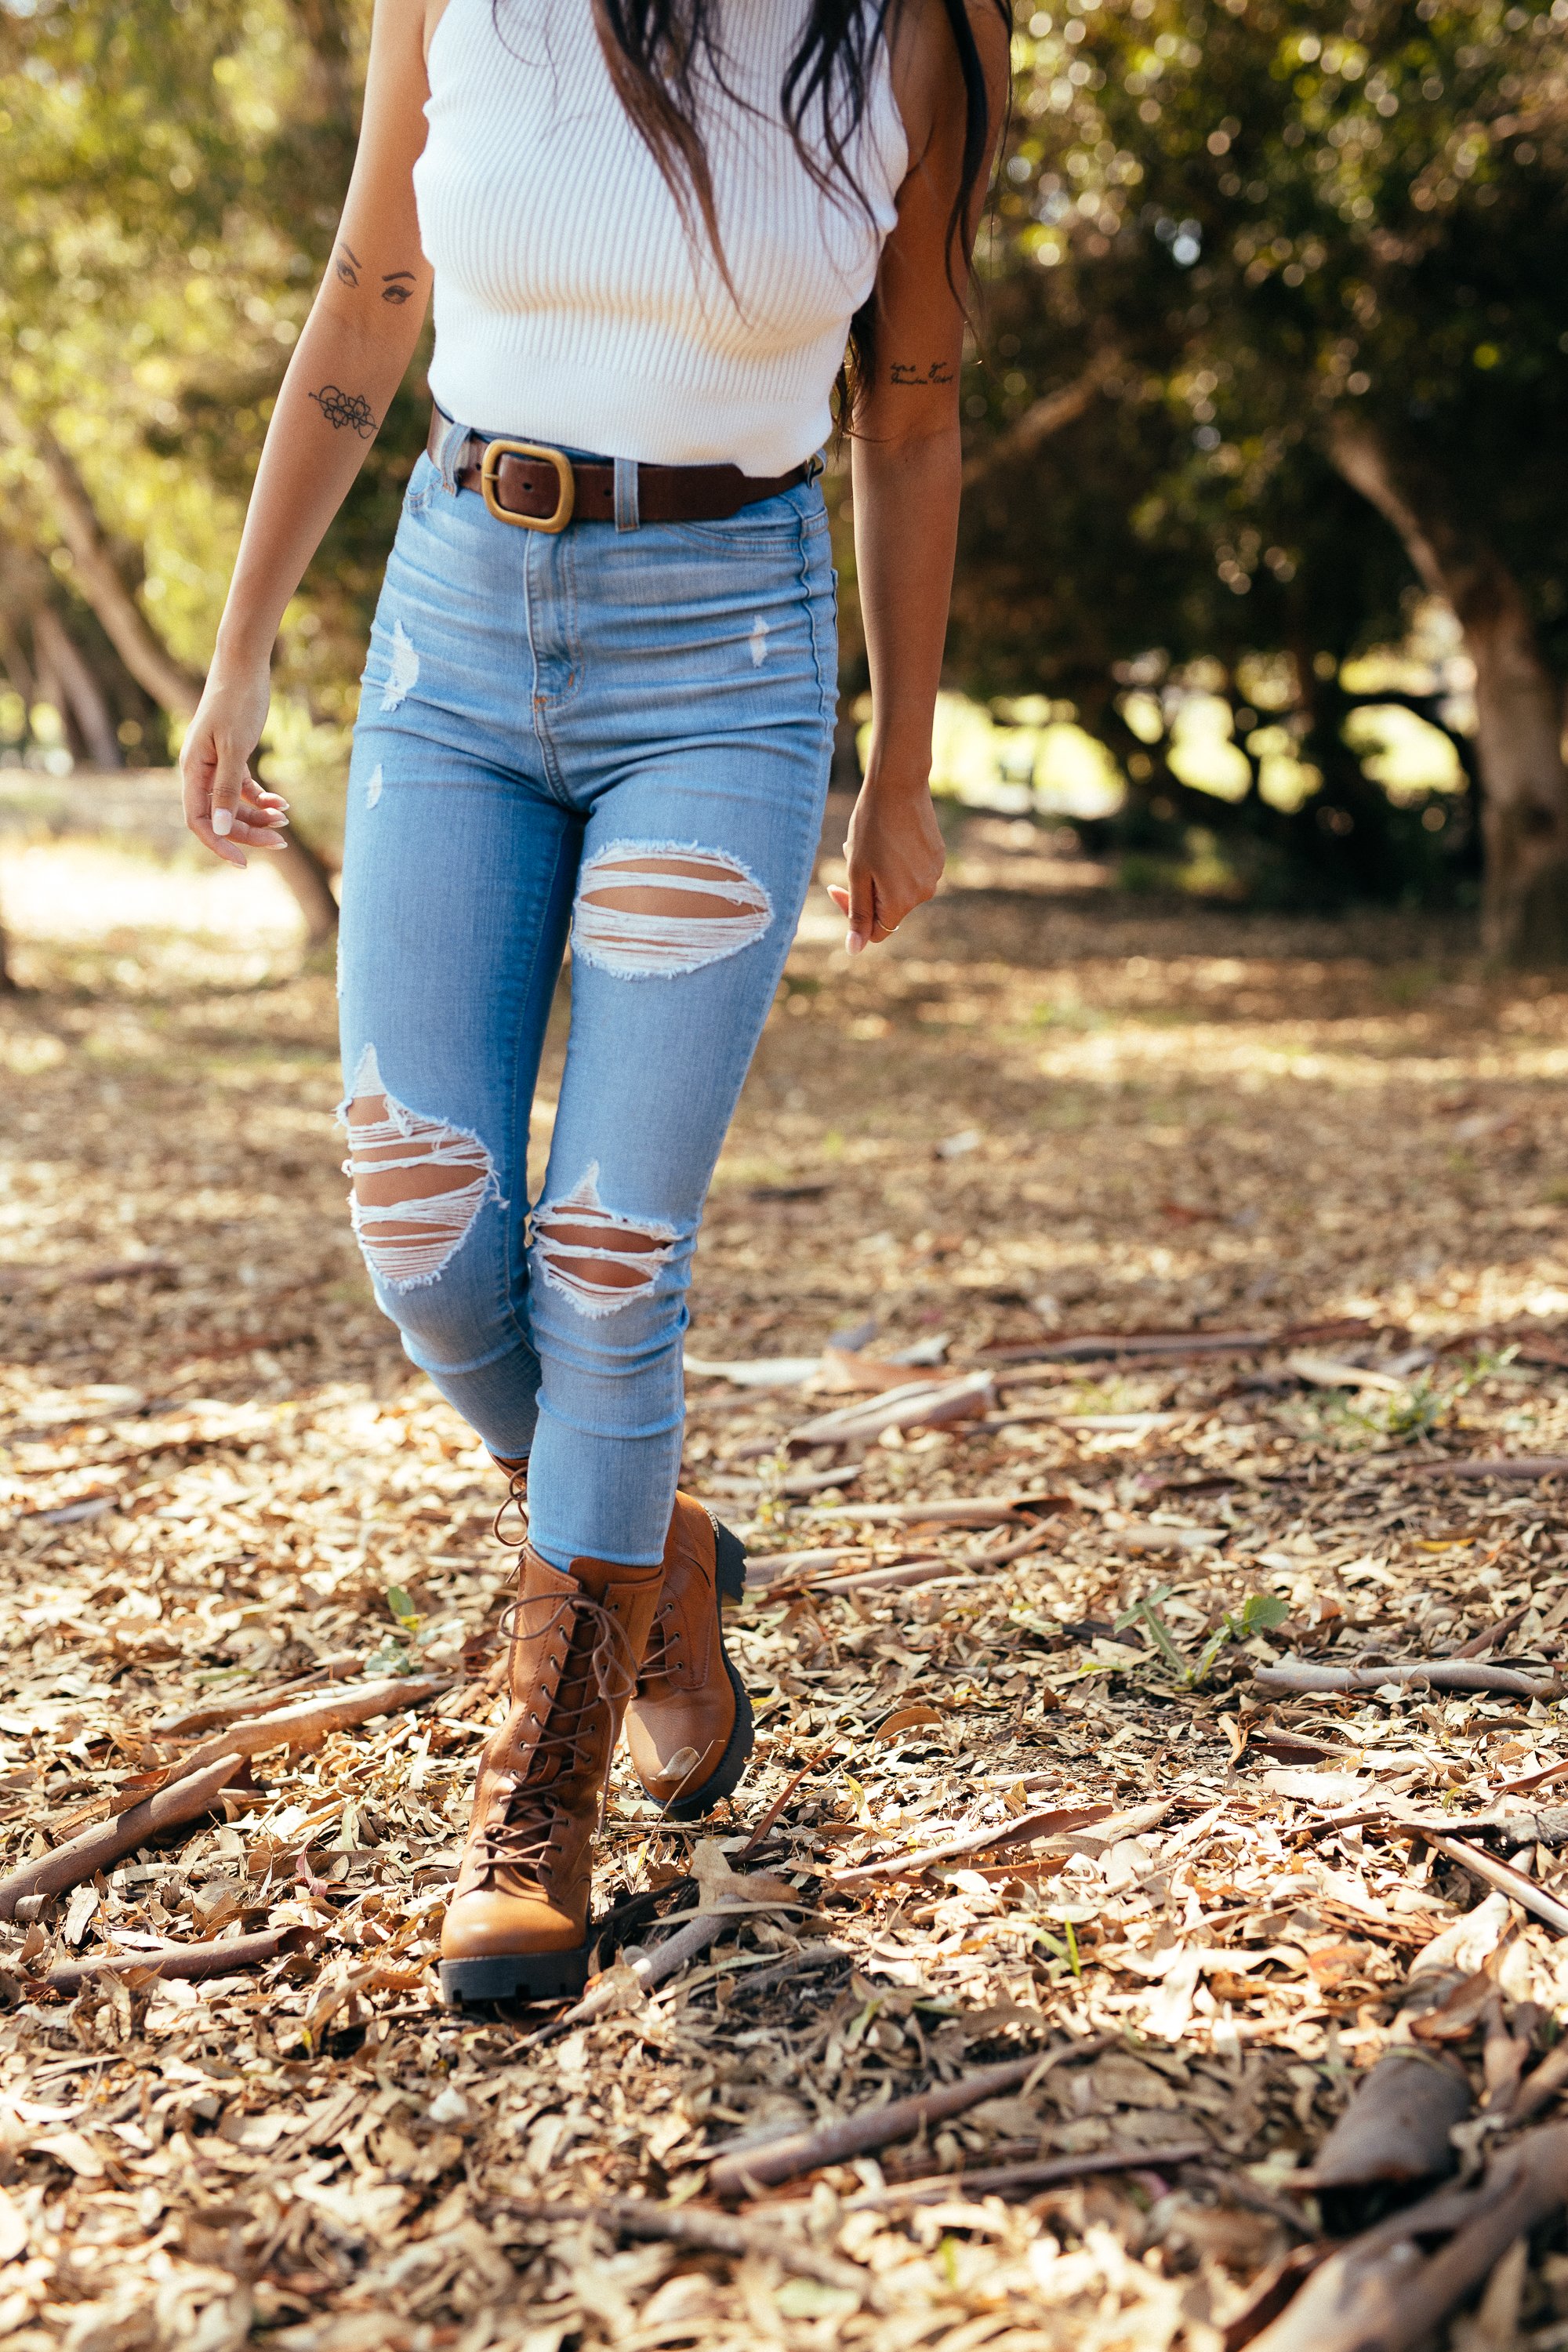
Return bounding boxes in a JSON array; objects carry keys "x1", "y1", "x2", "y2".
[
  {"x1": 309, "y1": 385, "x2": 377, "y2": 437},
  {"x1": 891, "y1": 361, "x2": 956, "y2": 386},
  {"x1": 332, "y1": 243, "x2": 419, "y2": 303}
]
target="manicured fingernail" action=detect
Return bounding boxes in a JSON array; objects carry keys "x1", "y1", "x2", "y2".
[
  {"x1": 212, "y1": 810, "x2": 233, "y2": 837},
  {"x1": 846, "y1": 931, "x2": 865, "y2": 955}
]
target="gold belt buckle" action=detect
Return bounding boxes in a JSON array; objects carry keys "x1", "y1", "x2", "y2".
[{"x1": 478, "y1": 439, "x2": 575, "y2": 533}]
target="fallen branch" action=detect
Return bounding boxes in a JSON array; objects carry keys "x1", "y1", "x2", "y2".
[
  {"x1": 811, "y1": 1559, "x2": 973, "y2": 1597},
  {"x1": 1249, "y1": 2122, "x2": 1568, "y2": 2352},
  {"x1": 812, "y1": 1494, "x2": 1028, "y2": 1526},
  {"x1": 855, "y1": 2139, "x2": 1211, "y2": 2208},
  {"x1": 707, "y1": 2045, "x2": 1092, "y2": 2200},
  {"x1": 1451, "y1": 1604, "x2": 1532, "y2": 1660},
  {"x1": 737, "y1": 1745, "x2": 837, "y2": 1860},
  {"x1": 1406, "y1": 1454, "x2": 1568, "y2": 1481},
  {"x1": 154, "y1": 1653, "x2": 363, "y2": 1735},
  {"x1": 1508, "y1": 2038, "x2": 1568, "y2": 2125},
  {"x1": 1253, "y1": 1658, "x2": 1554, "y2": 1700},
  {"x1": 979, "y1": 1318, "x2": 1376, "y2": 1368},
  {"x1": 727, "y1": 1943, "x2": 852, "y2": 2002},
  {"x1": 1417, "y1": 1830, "x2": 1568, "y2": 1936},
  {"x1": 1293, "y1": 2052, "x2": 1470, "y2": 2194},
  {"x1": 546, "y1": 1904, "x2": 739, "y2": 2033},
  {"x1": 175, "y1": 1675, "x2": 456, "y2": 1780},
  {"x1": 783, "y1": 1374, "x2": 994, "y2": 1450},
  {"x1": 830, "y1": 1800, "x2": 1116, "y2": 1889},
  {"x1": 0, "y1": 1751, "x2": 241, "y2": 1922},
  {"x1": 492, "y1": 2194, "x2": 870, "y2": 2295},
  {"x1": 43, "y1": 1922, "x2": 314, "y2": 1994}
]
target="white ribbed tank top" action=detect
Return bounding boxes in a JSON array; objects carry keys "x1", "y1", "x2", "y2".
[{"x1": 414, "y1": 0, "x2": 908, "y2": 474}]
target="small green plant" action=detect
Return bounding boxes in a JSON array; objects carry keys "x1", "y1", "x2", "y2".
[
  {"x1": 1116, "y1": 1584, "x2": 1288, "y2": 1686},
  {"x1": 364, "y1": 1584, "x2": 420, "y2": 1676},
  {"x1": 1192, "y1": 1590, "x2": 1290, "y2": 1683}
]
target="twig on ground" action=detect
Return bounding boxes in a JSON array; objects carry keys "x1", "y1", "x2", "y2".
[
  {"x1": 1254, "y1": 1659, "x2": 1555, "y2": 1700},
  {"x1": 737, "y1": 1744, "x2": 837, "y2": 1860},
  {"x1": 727, "y1": 1943, "x2": 851, "y2": 2002},
  {"x1": 43, "y1": 1922, "x2": 314, "y2": 1994},
  {"x1": 1417, "y1": 1830, "x2": 1568, "y2": 1936},
  {"x1": 1293, "y1": 2052, "x2": 1471, "y2": 2193},
  {"x1": 174, "y1": 1675, "x2": 456, "y2": 1780},
  {"x1": 0, "y1": 1751, "x2": 242, "y2": 1921},
  {"x1": 849, "y1": 2139, "x2": 1211, "y2": 2207},
  {"x1": 491, "y1": 2195, "x2": 872, "y2": 2295},
  {"x1": 1508, "y1": 2038, "x2": 1568, "y2": 2125},
  {"x1": 707, "y1": 2043, "x2": 1105, "y2": 2199},
  {"x1": 154, "y1": 1653, "x2": 363, "y2": 1736},
  {"x1": 1406, "y1": 1454, "x2": 1568, "y2": 1482},
  {"x1": 811, "y1": 1493, "x2": 1028, "y2": 1528},
  {"x1": 830, "y1": 1801, "x2": 1117, "y2": 1889},
  {"x1": 1450, "y1": 1605, "x2": 1531, "y2": 1659},
  {"x1": 1248, "y1": 2122, "x2": 1568, "y2": 2352}
]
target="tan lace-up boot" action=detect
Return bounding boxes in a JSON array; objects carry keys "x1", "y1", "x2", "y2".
[
  {"x1": 622, "y1": 1493, "x2": 753, "y2": 1819},
  {"x1": 438, "y1": 1541, "x2": 662, "y2": 2005}
]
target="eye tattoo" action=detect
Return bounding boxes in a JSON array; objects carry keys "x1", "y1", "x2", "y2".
[
  {"x1": 890, "y1": 360, "x2": 956, "y2": 386},
  {"x1": 309, "y1": 384, "x2": 377, "y2": 437},
  {"x1": 334, "y1": 241, "x2": 363, "y2": 289},
  {"x1": 381, "y1": 270, "x2": 417, "y2": 305}
]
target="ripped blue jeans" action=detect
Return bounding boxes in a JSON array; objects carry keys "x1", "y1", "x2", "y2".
[{"x1": 336, "y1": 431, "x2": 835, "y2": 1570}]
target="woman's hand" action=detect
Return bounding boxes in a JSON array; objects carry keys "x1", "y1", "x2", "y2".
[
  {"x1": 179, "y1": 665, "x2": 289, "y2": 869},
  {"x1": 828, "y1": 772, "x2": 946, "y2": 953}
]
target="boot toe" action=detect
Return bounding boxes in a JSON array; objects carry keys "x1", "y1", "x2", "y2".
[{"x1": 441, "y1": 1884, "x2": 584, "y2": 1962}]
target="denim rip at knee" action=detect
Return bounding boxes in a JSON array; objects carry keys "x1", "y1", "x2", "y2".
[{"x1": 334, "y1": 441, "x2": 837, "y2": 1565}]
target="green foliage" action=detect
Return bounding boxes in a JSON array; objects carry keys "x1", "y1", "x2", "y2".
[
  {"x1": 0, "y1": 0, "x2": 423, "y2": 830},
  {"x1": 1116, "y1": 1581, "x2": 1288, "y2": 1682},
  {"x1": 948, "y1": 0, "x2": 1568, "y2": 906}
]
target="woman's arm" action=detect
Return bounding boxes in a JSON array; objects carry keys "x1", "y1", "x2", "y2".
[
  {"x1": 831, "y1": 0, "x2": 1010, "y2": 952},
  {"x1": 180, "y1": 0, "x2": 437, "y2": 865}
]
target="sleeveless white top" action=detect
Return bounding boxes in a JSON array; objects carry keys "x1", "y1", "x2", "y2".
[{"x1": 414, "y1": 0, "x2": 908, "y2": 474}]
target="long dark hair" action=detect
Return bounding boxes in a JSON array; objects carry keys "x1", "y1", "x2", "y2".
[{"x1": 589, "y1": 0, "x2": 1008, "y2": 419}]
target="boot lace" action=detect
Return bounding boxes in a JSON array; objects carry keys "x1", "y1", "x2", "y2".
[
  {"x1": 471, "y1": 1588, "x2": 636, "y2": 1882},
  {"x1": 635, "y1": 1599, "x2": 685, "y2": 1692}
]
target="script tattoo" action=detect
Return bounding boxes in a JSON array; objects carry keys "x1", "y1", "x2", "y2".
[
  {"x1": 334, "y1": 241, "x2": 362, "y2": 289},
  {"x1": 890, "y1": 360, "x2": 956, "y2": 387},
  {"x1": 309, "y1": 384, "x2": 377, "y2": 437},
  {"x1": 381, "y1": 270, "x2": 417, "y2": 305}
]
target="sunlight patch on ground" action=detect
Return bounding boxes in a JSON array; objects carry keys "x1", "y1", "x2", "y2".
[{"x1": 2, "y1": 840, "x2": 304, "y2": 948}]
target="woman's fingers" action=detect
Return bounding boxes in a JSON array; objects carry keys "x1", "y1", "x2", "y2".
[{"x1": 829, "y1": 865, "x2": 878, "y2": 956}]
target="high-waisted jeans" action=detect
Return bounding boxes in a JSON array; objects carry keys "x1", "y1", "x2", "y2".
[{"x1": 336, "y1": 430, "x2": 836, "y2": 1570}]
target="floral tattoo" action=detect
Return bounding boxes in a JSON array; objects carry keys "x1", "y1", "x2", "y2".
[{"x1": 309, "y1": 384, "x2": 377, "y2": 437}]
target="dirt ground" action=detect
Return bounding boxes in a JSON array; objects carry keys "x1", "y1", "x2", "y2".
[{"x1": 5, "y1": 815, "x2": 1568, "y2": 2351}]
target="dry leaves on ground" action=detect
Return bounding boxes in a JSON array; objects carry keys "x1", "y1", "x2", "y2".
[{"x1": 5, "y1": 823, "x2": 1568, "y2": 2350}]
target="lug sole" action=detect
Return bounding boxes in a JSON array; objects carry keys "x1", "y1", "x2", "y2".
[{"x1": 438, "y1": 1945, "x2": 590, "y2": 2007}]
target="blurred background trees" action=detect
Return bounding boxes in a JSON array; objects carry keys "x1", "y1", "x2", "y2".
[{"x1": 2, "y1": 0, "x2": 1566, "y2": 953}]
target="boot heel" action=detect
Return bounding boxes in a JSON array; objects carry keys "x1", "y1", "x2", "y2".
[{"x1": 713, "y1": 1520, "x2": 748, "y2": 1603}]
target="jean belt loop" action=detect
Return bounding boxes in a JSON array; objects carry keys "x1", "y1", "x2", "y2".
[
  {"x1": 436, "y1": 412, "x2": 470, "y2": 496},
  {"x1": 613, "y1": 455, "x2": 641, "y2": 533}
]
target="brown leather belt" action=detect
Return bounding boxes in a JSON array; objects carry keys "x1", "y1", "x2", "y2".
[{"x1": 426, "y1": 407, "x2": 811, "y2": 533}]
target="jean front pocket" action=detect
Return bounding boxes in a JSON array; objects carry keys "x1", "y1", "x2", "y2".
[{"x1": 401, "y1": 450, "x2": 437, "y2": 516}]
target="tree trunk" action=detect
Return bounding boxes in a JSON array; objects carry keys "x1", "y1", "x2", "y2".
[
  {"x1": 1329, "y1": 416, "x2": 1568, "y2": 963},
  {"x1": 0, "y1": 406, "x2": 339, "y2": 940},
  {"x1": 31, "y1": 606, "x2": 124, "y2": 769}
]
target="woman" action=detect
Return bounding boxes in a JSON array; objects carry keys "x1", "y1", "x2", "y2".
[{"x1": 180, "y1": 0, "x2": 1008, "y2": 2004}]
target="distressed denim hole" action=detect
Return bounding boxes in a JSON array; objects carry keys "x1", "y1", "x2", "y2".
[
  {"x1": 339, "y1": 1044, "x2": 502, "y2": 1290},
  {"x1": 533, "y1": 1164, "x2": 676, "y2": 1317},
  {"x1": 571, "y1": 840, "x2": 772, "y2": 978}
]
